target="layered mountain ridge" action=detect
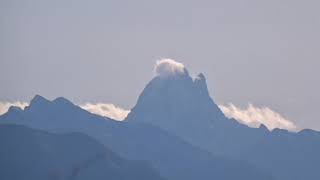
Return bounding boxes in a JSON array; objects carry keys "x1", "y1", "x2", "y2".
[
  {"x1": 0, "y1": 124, "x2": 164, "y2": 180},
  {"x1": 1, "y1": 59, "x2": 320, "y2": 180},
  {"x1": 0, "y1": 94, "x2": 274, "y2": 180}
]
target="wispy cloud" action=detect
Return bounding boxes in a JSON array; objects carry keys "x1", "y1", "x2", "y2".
[
  {"x1": 0, "y1": 101, "x2": 297, "y2": 131},
  {"x1": 80, "y1": 103, "x2": 130, "y2": 121},
  {"x1": 219, "y1": 103, "x2": 297, "y2": 131},
  {"x1": 0, "y1": 101, "x2": 28, "y2": 115}
]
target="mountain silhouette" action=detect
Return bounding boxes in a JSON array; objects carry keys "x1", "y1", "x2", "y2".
[
  {"x1": 1, "y1": 65, "x2": 320, "y2": 180},
  {"x1": 126, "y1": 70, "x2": 320, "y2": 180},
  {"x1": 0, "y1": 95, "x2": 274, "y2": 180},
  {"x1": 126, "y1": 70, "x2": 270, "y2": 155},
  {"x1": 0, "y1": 124, "x2": 164, "y2": 180}
]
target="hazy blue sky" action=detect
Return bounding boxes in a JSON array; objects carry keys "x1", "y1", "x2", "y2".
[{"x1": 1, "y1": 0, "x2": 319, "y2": 130}]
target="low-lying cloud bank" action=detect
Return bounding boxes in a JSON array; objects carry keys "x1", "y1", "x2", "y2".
[
  {"x1": 219, "y1": 103, "x2": 297, "y2": 131},
  {"x1": 0, "y1": 101, "x2": 297, "y2": 131},
  {"x1": 0, "y1": 101, "x2": 130, "y2": 121},
  {"x1": 80, "y1": 103, "x2": 130, "y2": 121}
]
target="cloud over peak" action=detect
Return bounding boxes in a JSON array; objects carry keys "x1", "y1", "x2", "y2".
[
  {"x1": 219, "y1": 103, "x2": 297, "y2": 131},
  {"x1": 154, "y1": 59, "x2": 187, "y2": 77}
]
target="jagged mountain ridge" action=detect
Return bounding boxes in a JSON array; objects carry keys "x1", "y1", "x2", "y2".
[
  {"x1": 126, "y1": 71, "x2": 269, "y2": 156},
  {"x1": 126, "y1": 70, "x2": 320, "y2": 180},
  {"x1": 1, "y1": 66, "x2": 320, "y2": 180}
]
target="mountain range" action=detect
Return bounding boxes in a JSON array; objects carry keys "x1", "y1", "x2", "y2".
[
  {"x1": 0, "y1": 124, "x2": 164, "y2": 180},
  {"x1": 1, "y1": 63, "x2": 319, "y2": 180}
]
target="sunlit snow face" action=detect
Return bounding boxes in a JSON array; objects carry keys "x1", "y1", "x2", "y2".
[{"x1": 154, "y1": 59, "x2": 187, "y2": 77}]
